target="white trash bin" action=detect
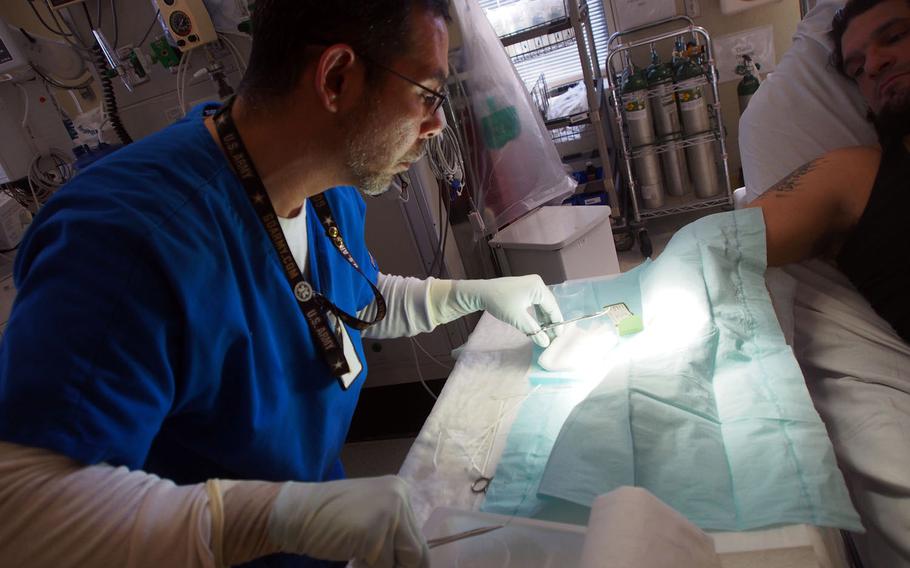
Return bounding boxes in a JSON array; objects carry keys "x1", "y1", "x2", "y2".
[{"x1": 489, "y1": 206, "x2": 620, "y2": 285}]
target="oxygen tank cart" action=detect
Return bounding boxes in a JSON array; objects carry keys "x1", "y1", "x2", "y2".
[{"x1": 605, "y1": 17, "x2": 733, "y2": 258}]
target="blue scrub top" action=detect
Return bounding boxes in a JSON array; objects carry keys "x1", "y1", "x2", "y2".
[{"x1": 0, "y1": 104, "x2": 378, "y2": 505}]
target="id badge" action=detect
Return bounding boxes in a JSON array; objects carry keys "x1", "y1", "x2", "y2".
[{"x1": 326, "y1": 312, "x2": 364, "y2": 389}]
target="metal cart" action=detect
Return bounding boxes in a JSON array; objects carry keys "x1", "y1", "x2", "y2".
[{"x1": 605, "y1": 16, "x2": 734, "y2": 257}]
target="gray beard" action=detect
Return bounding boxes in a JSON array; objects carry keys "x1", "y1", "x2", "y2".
[
  {"x1": 353, "y1": 169, "x2": 394, "y2": 197},
  {"x1": 344, "y1": 109, "x2": 414, "y2": 197},
  {"x1": 346, "y1": 139, "x2": 395, "y2": 197}
]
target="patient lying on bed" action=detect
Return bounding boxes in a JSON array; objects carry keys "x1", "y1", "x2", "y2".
[{"x1": 743, "y1": 0, "x2": 910, "y2": 565}]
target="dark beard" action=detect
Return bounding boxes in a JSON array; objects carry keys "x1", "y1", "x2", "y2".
[{"x1": 868, "y1": 92, "x2": 910, "y2": 149}]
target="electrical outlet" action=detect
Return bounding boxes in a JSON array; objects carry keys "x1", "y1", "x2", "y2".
[{"x1": 684, "y1": 0, "x2": 701, "y2": 18}]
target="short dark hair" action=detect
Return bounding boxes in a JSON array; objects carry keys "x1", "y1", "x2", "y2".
[
  {"x1": 238, "y1": 0, "x2": 451, "y2": 104},
  {"x1": 830, "y1": 0, "x2": 906, "y2": 77}
]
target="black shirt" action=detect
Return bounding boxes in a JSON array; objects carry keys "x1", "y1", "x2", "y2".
[{"x1": 837, "y1": 142, "x2": 910, "y2": 343}]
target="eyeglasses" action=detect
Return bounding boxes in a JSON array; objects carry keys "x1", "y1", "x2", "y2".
[{"x1": 358, "y1": 53, "x2": 448, "y2": 115}]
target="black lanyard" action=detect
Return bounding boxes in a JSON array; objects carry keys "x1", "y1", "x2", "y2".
[{"x1": 213, "y1": 100, "x2": 386, "y2": 379}]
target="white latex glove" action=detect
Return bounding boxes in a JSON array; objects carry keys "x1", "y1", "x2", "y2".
[
  {"x1": 428, "y1": 275, "x2": 564, "y2": 347},
  {"x1": 267, "y1": 475, "x2": 428, "y2": 568}
]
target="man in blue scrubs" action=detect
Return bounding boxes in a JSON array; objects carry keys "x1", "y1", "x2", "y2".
[{"x1": 0, "y1": 1, "x2": 563, "y2": 567}]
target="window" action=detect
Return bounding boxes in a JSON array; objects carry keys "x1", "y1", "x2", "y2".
[{"x1": 479, "y1": 0, "x2": 610, "y2": 89}]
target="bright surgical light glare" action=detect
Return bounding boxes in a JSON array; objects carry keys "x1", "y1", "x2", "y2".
[
  {"x1": 638, "y1": 286, "x2": 710, "y2": 353},
  {"x1": 538, "y1": 323, "x2": 618, "y2": 374}
]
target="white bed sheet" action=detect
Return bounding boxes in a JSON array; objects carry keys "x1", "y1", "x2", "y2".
[
  {"x1": 399, "y1": 309, "x2": 849, "y2": 565},
  {"x1": 737, "y1": 0, "x2": 910, "y2": 564},
  {"x1": 399, "y1": 312, "x2": 534, "y2": 526}
]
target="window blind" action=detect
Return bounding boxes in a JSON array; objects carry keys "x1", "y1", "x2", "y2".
[{"x1": 478, "y1": 0, "x2": 610, "y2": 89}]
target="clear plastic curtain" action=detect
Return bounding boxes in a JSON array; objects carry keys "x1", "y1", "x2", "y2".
[{"x1": 450, "y1": 0, "x2": 576, "y2": 233}]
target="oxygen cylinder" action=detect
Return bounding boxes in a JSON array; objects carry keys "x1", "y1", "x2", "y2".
[
  {"x1": 646, "y1": 47, "x2": 691, "y2": 197},
  {"x1": 671, "y1": 36, "x2": 687, "y2": 77},
  {"x1": 736, "y1": 55, "x2": 761, "y2": 115},
  {"x1": 621, "y1": 67, "x2": 664, "y2": 209},
  {"x1": 675, "y1": 56, "x2": 720, "y2": 198}
]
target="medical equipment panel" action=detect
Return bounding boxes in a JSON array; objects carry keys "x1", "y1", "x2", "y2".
[{"x1": 153, "y1": 0, "x2": 217, "y2": 51}]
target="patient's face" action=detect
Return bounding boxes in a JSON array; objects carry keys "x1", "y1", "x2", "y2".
[{"x1": 841, "y1": 0, "x2": 910, "y2": 114}]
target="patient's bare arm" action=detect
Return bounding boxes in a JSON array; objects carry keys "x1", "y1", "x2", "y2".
[
  {"x1": 747, "y1": 146, "x2": 881, "y2": 266},
  {"x1": 767, "y1": 160, "x2": 823, "y2": 193}
]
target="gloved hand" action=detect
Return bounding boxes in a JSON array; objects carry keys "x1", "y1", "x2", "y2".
[
  {"x1": 428, "y1": 275, "x2": 564, "y2": 347},
  {"x1": 267, "y1": 475, "x2": 428, "y2": 568}
]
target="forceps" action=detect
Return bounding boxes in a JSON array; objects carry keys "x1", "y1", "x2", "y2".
[
  {"x1": 527, "y1": 302, "x2": 632, "y2": 337},
  {"x1": 427, "y1": 524, "x2": 504, "y2": 549}
]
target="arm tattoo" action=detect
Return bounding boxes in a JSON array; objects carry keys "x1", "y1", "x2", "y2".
[{"x1": 769, "y1": 158, "x2": 822, "y2": 193}]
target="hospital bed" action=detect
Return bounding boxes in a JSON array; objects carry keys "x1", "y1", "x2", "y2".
[
  {"x1": 739, "y1": 1, "x2": 910, "y2": 566},
  {"x1": 401, "y1": 310, "x2": 851, "y2": 567},
  {"x1": 400, "y1": 208, "x2": 859, "y2": 567}
]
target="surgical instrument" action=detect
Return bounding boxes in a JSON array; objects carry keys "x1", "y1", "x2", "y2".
[
  {"x1": 471, "y1": 476, "x2": 493, "y2": 494},
  {"x1": 529, "y1": 302, "x2": 635, "y2": 337},
  {"x1": 427, "y1": 524, "x2": 505, "y2": 549}
]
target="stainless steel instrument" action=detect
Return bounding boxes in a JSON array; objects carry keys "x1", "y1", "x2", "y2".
[{"x1": 427, "y1": 524, "x2": 505, "y2": 549}]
